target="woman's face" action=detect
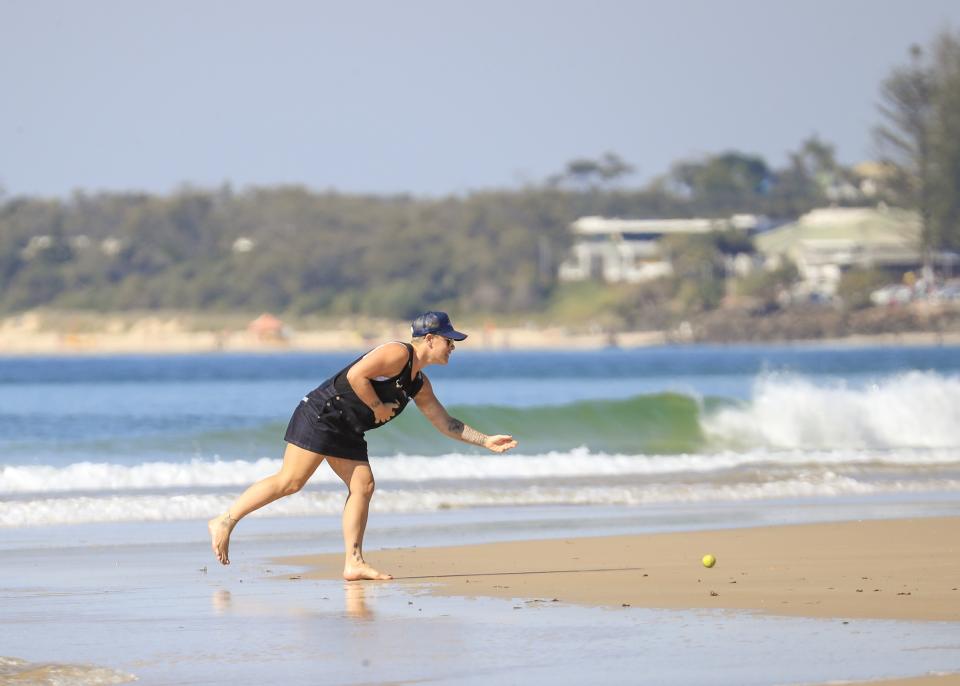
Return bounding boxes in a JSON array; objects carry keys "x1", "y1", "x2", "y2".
[{"x1": 428, "y1": 334, "x2": 455, "y2": 364}]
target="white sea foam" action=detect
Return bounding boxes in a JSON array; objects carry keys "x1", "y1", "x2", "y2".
[
  {"x1": 3, "y1": 475, "x2": 958, "y2": 527},
  {"x1": 0, "y1": 457, "x2": 284, "y2": 494},
  {"x1": 3, "y1": 447, "x2": 959, "y2": 495},
  {"x1": 0, "y1": 656, "x2": 135, "y2": 684},
  {"x1": 4, "y1": 371, "x2": 960, "y2": 528},
  {"x1": 703, "y1": 371, "x2": 960, "y2": 450}
]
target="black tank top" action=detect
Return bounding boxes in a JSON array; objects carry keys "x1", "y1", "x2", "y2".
[{"x1": 305, "y1": 342, "x2": 424, "y2": 434}]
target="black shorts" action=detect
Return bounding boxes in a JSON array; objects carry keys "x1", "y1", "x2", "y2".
[{"x1": 283, "y1": 400, "x2": 369, "y2": 461}]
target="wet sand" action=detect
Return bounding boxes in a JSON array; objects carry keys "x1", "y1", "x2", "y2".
[
  {"x1": 2, "y1": 513, "x2": 959, "y2": 684},
  {"x1": 283, "y1": 516, "x2": 960, "y2": 622}
]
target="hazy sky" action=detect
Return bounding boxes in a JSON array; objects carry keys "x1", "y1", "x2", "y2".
[{"x1": 2, "y1": 0, "x2": 959, "y2": 198}]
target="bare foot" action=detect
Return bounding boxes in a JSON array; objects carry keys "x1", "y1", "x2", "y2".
[
  {"x1": 343, "y1": 562, "x2": 393, "y2": 581},
  {"x1": 208, "y1": 513, "x2": 236, "y2": 565}
]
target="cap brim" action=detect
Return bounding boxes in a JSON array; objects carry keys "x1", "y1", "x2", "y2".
[{"x1": 442, "y1": 328, "x2": 468, "y2": 341}]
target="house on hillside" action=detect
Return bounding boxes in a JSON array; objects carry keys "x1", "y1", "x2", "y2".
[
  {"x1": 755, "y1": 206, "x2": 959, "y2": 299},
  {"x1": 558, "y1": 214, "x2": 772, "y2": 284}
]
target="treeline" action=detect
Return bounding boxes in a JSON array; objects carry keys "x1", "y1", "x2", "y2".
[
  {"x1": 0, "y1": 155, "x2": 858, "y2": 318},
  {"x1": 1, "y1": 29, "x2": 958, "y2": 319}
]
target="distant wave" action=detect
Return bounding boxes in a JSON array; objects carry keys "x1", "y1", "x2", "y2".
[
  {"x1": 3, "y1": 447, "x2": 959, "y2": 495},
  {"x1": 372, "y1": 392, "x2": 710, "y2": 456},
  {"x1": 365, "y1": 372, "x2": 960, "y2": 455},
  {"x1": 703, "y1": 371, "x2": 960, "y2": 450},
  {"x1": 20, "y1": 372, "x2": 953, "y2": 461},
  {"x1": 3, "y1": 475, "x2": 958, "y2": 527}
]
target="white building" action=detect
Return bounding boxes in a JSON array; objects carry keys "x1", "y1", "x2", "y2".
[
  {"x1": 232, "y1": 237, "x2": 256, "y2": 254},
  {"x1": 558, "y1": 214, "x2": 767, "y2": 283}
]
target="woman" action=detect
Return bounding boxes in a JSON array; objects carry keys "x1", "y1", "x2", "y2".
[{"x1": 208, "y1": 311, "x2": 518, "y2": 580}]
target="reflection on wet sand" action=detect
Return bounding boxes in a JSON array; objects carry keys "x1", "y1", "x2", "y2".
[
  {"x1": 344, "y1": 583, "x2": 373, "y2": 620},
  {"x1": 210, "y1": 587, "x2": 314, "y2": 618},
  {"x1": 211, "y1": 589, "x2": 232, "y2": 614}
]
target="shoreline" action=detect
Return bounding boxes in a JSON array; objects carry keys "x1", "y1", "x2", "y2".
[
  {"x1": 280, "y1": 516, "x2": 960, "y2": 622},
  {"x1": 2, "y1": 313, "x2": 960, "y2": 356}
]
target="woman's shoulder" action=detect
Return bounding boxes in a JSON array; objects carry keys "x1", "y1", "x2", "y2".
[
  {"x1": 363, "y1": 340, "x2": 410, "y2": 357},
  {"x1": 357, "y1": 341, "x2": 410, "y2": 376},
  {"x1": 378, "y1": 340, "x2": 412, "y2": 359}
]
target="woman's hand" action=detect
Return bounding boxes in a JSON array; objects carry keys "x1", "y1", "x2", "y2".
[
  {"x1": 372, "y1": 401, "x2": 399, "y2": 424},
  {"x1": 483, "y1": 435, "x2": 518, "y2": 453}
]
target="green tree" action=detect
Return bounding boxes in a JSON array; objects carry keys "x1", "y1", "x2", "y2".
[
  {"x1": 875, "y1": 44, "x2": 936, "y2": 258},
  {"x1": 735, "y1": 260, "x2": 799, "y2": 306},
  {"x1": 660, "y1": 234, "x2": 726, "y2": 312},
  {"x1": 875, "y1": 31, "x2": 960, "y2": 257},
  {"x1": 548, "y1": 151, "x2": 635, "y2": 190},
  {"x1": 837, "y1": 268, "x2": 894, "y2": 310},
  {"x1": 670, "y1": 152, "x2": 772, "y2": 214},
  {"x1": 928, "y1": 32, "x2": 960, "y2": 251}
]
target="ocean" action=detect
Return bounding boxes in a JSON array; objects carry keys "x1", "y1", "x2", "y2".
[
  {"x1": 3, "y1": 343, "x2": 960, "y2": 685},
  {"x1": 2, "y1": 344, "x2": 959, "y2": 533}
]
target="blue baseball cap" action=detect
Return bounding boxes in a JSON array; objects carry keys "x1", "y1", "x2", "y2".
[{"x1": 411, "y1": 311, "x2": 468, "y2": 340}]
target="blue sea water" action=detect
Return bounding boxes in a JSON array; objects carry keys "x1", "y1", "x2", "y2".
[{"x1": 1, "y1": 344, "x2": 959, "y2": 529}]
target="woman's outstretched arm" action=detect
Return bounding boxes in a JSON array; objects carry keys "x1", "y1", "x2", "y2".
[{"x1": 413, "y1": 375, "x2": 518, "y2": 453}]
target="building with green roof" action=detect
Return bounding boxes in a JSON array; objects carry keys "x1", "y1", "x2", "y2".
[{"x1": 754, "y1": 206, "x2": 954, "y2": 298}]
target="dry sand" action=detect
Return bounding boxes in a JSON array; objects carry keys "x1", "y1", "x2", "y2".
[
  {"x1": 3, "y1": 310, "x2": 960, "y2": 355},
  {"x1": 858, "y1": 677, "x2": 960, "y2": 686},
  {"x1": 282, "y1": 517, "x2": 960, "y2": 622}
]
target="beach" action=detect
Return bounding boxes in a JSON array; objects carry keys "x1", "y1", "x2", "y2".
[
  {"x1": 2, "y1": 345, "x2": 959, "y2": 684},
  {"x1": 2, "y1": 512, "x2": 959, "y2": 685},
  {"x1": 283, "y1": 516, "x2": 960, "y2": 622}
]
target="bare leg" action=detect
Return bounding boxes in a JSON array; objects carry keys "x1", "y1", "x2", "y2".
[
  {"x1": 325, "y1": 456, "x2": 392, "y2": 581},
  {"x1": 208, "y1": 443, "x2": 325, "y2": 565}
]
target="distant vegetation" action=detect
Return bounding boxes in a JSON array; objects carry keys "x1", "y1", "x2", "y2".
[
  {"x1": 0, "y1": 149, "x2": 848, "y2": 322},
  {"x1": 875, "y1": 30, "x2": 960, "y2": 254},
  {"x1": 1, "y1": 29, "x2": 958, "y2": 331}
]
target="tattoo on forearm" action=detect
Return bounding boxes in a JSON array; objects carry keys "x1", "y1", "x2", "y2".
[{"x1": 447, "y1": 417, "x2": 487, "y2": 446}]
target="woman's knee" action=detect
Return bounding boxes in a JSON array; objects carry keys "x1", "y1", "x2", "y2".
[
  {"x1": 278, "y1": 472, "x2": 309, "y2": 496},
  {"x1": 350, "y1": 474, "x2": 375, "y2": 500}
]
